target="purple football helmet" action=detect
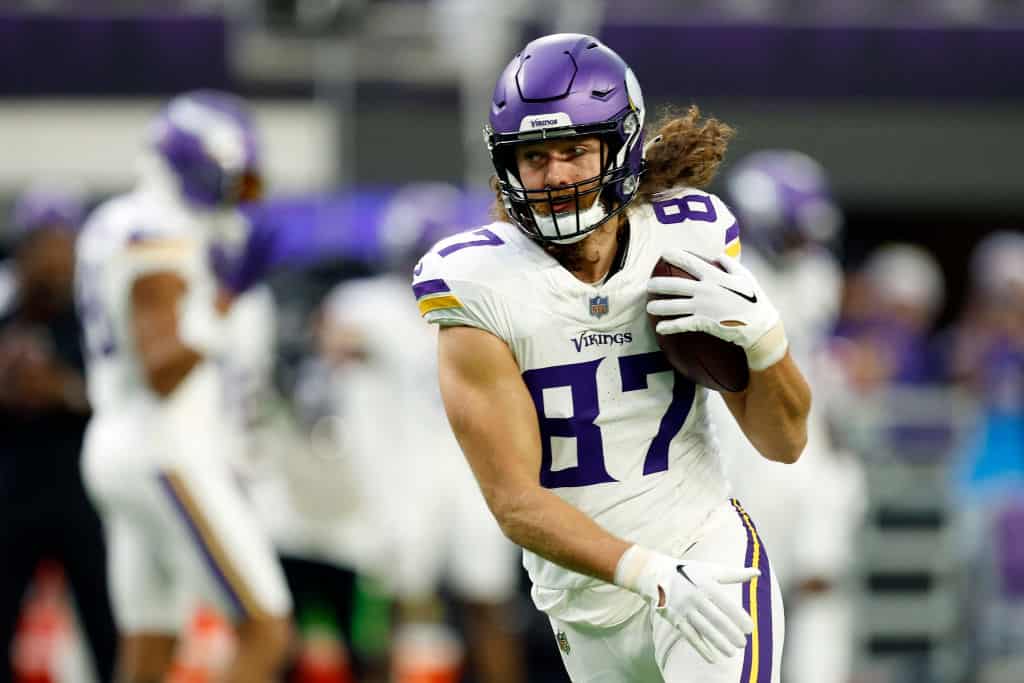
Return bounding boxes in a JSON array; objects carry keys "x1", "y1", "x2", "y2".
[
  {"x1": 485, "y1": 34, "x2": 646, "y2": 244},
  {"x1": 724, "y1": 150, "x2": 842, "y2": 258},
  {"x1": 12, "y1": 184, "x2": 85, "y2": 237},
  {"x1": 148, "y1": 90, "x2": 262, "y2": 208}
]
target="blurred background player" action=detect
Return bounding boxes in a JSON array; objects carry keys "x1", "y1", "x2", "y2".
[
  {"x1": 0, "y1": 185, "x2": 117, "y2": 683},
  {"x1": 316, "y1": 182, "x2": 525, "y2": 683},
  {"x1": 714, "y1": 150, "x2": 866, "y2": 683},
  {"x1": 75, "y1": 90, "x2": 293, "y2": 683},
  {"x1": 224, "y1": 273, "x2": 390, "y2": 683},
  {"x1": 950, "y1": 231, "x2": 1024, "y2": 498},
  {"x1": 834, "y1": 243, "x2": 947, "y2": 391}
]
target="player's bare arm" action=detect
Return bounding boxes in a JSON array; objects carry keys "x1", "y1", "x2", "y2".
[
  {"x1": 131, "y1": 271, "x2": 201, "y2": 396},
  {"x1": 720, "y1": 351, "x2": 810, "y2": 463},
  {"x1": 437, "y1": 323, "x2": 631, "y2": 583}
]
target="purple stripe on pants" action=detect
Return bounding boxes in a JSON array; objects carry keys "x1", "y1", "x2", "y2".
[
  {"x1": 158, "y1": 472, "x2": 248, "y2": 618},
  {"x1": 755, "y1": 521, "x2": 773, "y2": 683},
  {"x1": 731, "y1": 498, "x2": 773, "y2": 683},
  {"x1": 412, "y1": 278, "x2": 450, "y2": 299}
]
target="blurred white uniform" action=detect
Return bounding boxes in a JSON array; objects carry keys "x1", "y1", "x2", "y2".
[
  {"x1": 320, "y1": 273, "x2": 520, "y2": 602},
  {"x1": 75, "y1": 176, "x2": 291, "y2": 632},
  {"x1": 414, "y1": 188, "x2": 785, "y2": 681},
  {"x1": 218, "y1": 284, "x2": 279, "y2": 466},
  {"x1": 229, "y1": 284, "x2": 391, "y2": 575},
  {"x1": 710, "y1": 247, "x2": 865, "y2": 683}
]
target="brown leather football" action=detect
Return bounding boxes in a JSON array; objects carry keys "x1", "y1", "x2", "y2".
[{"x1": 648, "y1": 257, "x2": 750, "y2": 392}]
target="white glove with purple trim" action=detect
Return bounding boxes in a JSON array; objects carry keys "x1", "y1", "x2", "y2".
[
  {"x1": 646, "y1": 249, "x2": 789, "y2": 371},
  {"x1": 615, "y1": 544, "x2": 758, "y2": 663}
]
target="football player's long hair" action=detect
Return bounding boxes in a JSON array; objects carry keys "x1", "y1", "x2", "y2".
[
  {"x1": 489, "y1": 104, "x2": 735, "y2": 222},
  {"x1": 639, "y1": 105, "x2": 735, "y2": 196}
]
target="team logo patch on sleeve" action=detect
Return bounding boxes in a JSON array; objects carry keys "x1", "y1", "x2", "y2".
[{"x1": 589, "y1": 295, "x2": 609, "y2": 318}]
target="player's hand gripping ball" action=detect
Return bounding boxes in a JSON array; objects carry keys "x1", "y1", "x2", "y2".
[
  {"x1": 647, "y1": 249, "x2": 787, "y2": 392},
  {"x1": 647, "y1": 256, "x2": 750, "y2": 392}
]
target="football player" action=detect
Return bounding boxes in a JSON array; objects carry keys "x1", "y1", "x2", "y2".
[
  {"x1": 75, "y1": 91, "x2": 293, "y2": 683},
  {"x1": 716, "y1": 150, "x2": 866, "y2": 683},
  {"x1": 412, "y1": 34, "x2": 811, "y2": 682}
]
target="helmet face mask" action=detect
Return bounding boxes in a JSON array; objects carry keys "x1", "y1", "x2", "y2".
[{"x1": 485, "y1": 34, "x2": 645, "y2": 244}]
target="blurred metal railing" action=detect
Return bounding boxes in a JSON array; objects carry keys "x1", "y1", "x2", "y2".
[{"x1": 833, "y1": 385, "x2": 979, "y2": 683}]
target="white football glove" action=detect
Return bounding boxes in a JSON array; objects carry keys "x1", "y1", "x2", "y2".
[
  {"x1": 615, "y1": 544, "x2": 758, "y2": 663},
  {"x1": 647, "y1": 249, "x2": 789, "y2": 371}
]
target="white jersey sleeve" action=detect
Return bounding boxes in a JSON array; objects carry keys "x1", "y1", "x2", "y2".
[{"x1": 411, "y1": 224, "x2": 517, "y2": 341}]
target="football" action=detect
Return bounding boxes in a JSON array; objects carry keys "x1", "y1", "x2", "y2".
[{"x1": 648, "y1": 258, "x2": 751, "y2": 392}]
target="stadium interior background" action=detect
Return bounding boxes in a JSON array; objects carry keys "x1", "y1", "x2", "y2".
[{"x1": 1, "y1": 2, "x2": 1023, "y2": 683}]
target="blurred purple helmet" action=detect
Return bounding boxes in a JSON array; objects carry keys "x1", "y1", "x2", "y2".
[
  {"x1": 379, "y1": 182, "x2": 465, "y2": 266},
  {"x1": 148, "y1": 90, "x2": 262, "y2": 208},
  {"x1": 724, "y1": 150, "x2": 842, "y2": 257},
  {"x1": 12, "y1": 184, "x2": 85, "y2": 237},
  {"x1": 485, "y1": 34, "x2": 646, "y2": 244}
]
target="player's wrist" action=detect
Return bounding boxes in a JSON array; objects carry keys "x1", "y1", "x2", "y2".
[
  {"x1": 745, "y1": 320, "x2": 788, "y2": 371},
  {"x1": 614, "y1": 544, "x2": 663, "y2": 603}
]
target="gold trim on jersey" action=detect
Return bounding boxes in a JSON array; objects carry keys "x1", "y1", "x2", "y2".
[
  {"x1": 418, "y1": 294, "x2": 463, "y2": 316},
  {"x1": 125, "y1": 238, "x2": 197, "y2": 253}
]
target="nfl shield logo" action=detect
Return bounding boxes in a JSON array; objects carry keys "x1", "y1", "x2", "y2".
[
  {"x1": 556, "y1": 630, "x2": 571, "y2": 655},
  {"x1": 589, "y1": 295, "x2": 609, "y2": 318}
]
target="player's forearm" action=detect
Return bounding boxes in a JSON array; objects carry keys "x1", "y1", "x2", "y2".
[
  {"x1": 730, "y1": 351, "x2": 810, "y2": 463},
  {"x1": 491, "y1": 484, "x2": 631, "y2": 584}
]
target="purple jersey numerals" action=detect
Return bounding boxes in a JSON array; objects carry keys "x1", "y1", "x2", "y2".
[
  {"x1": 438, "y1": 228, "x2": 505, "y2": 257},
  {"x1": 523, "y1": 359, "x2": 615, "y2": 489},
  {"x1": 619, "y1": 352, "x2": 696, "y2": 475},
  {"x1": 523, "y1": 353, "x2": 696, "y2": 488},
  {"x1": 652, "y1": 194, "x2": 717, "y2": 225}
]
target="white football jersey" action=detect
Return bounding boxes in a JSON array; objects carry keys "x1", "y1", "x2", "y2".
[
  {"x1": 75, "y1": 185, "x2": 228, "y2": 439},
  {"x1": 414, "y1": 187, "x2": 742, "y2": 625}
]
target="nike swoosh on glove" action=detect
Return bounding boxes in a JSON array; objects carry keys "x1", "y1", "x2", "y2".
[
  {"x1": 615, "y1": 544, "x2": 759, "y2": 664},
  {"x1": 646, "y1": 249, "x2": 789, "y2": 371}
]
